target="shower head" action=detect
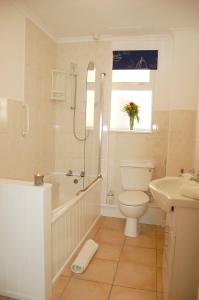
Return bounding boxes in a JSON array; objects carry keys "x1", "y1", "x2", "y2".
[{"x1": 87, "y1": 61, "x2": 95, "y2": 71}]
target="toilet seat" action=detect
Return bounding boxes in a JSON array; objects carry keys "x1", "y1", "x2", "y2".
[{"x1": 118, "y1": 191, "x2": 149, "y2": 206}]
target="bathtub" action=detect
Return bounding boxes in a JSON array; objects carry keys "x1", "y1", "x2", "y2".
[
  {"x1": 46, "y1": 173, "x2": 102, "y2": 282},
  {"x1": 45, "y1": 173, "x2": 85, "y2": 209}
]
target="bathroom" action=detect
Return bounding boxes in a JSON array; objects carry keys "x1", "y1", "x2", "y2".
[{"x1": 0, "y1": 0, "x2": 199, "y2": 300}]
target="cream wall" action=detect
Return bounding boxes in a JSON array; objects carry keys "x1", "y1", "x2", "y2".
[
  {"x1": 0, "y1": 16, "x2": 56, "y2": 180},
  {"x1": 169, "y1": 29, "x2": 199, "y2": 111},
  {"x1": 0, "y1": 2, "x2": 198, "y2": 201},
  {"x1": 0, "y1": 0, "x2": 25, "y2": 101},
  {"x1": 166, "y1": 29, "x2": 199, "y2": 175},
  {"x1": 106, "y1": 31, "x2": 199, "y2": 204},
  {"x1": 107, "y1": 36, "x2": 172, "y2": 202},
  {"x1": 22, "y1": 28, "x2": 198, "y2": 192},
  {"x1": 54, "y1": 41, "x2": 112, "y2": 191}
]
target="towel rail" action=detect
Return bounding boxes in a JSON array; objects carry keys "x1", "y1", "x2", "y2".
[{"x1": 76, "y1": 174, "x2": 102, "y2": 195}]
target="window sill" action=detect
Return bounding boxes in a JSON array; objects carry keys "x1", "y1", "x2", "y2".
[{"x1": 109, "y1": 129, "x2": 153, "y2": 134}]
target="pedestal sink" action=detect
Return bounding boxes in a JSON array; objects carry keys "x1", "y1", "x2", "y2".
[
  {"x1": 149, "y1": 176, "x2": 199, "y2": 300},
  {"x1": 149, "y1": 176, "x2": 199, "y2": 212}
]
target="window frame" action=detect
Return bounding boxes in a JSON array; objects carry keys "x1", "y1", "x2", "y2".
[{"x1": 110, "y1": 70, "x2": 155, "y2": 133}]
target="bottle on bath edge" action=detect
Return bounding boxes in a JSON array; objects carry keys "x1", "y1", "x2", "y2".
[{"x1": 107, "y1": 190, "x2": 115, "y2": 205}]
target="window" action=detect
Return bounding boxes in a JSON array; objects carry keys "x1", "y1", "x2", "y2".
[
  {"x1": 112, "y1": 70, "x2": 150, "y2": 83},
  {"x1": 86, "y1": 90, "x2": 95, "y2": 128},
  {"x1": 110, "y1": 69, "x2": 153, "y2": 132},
  {"x1": 86, "y1": 69, "x2": 96, "y2": 128}
]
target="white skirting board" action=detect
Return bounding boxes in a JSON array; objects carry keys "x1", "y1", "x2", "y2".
[{"x1": 101, "y1": 202, "x2": 164, "y2": 225}]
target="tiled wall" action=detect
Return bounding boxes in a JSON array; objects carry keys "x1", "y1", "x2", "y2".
[
  {"x1": 167, "y1": 110, "x2": 196, "y2": 175},
  {"x1": 54, "y1": 41, "x2": 112, "y2": 189},
  {"x1": 108, "y1": 111, "x2": 169, "y2": 201},
  {"x1": 105, "y1": 31, "x2": 199, "y2": 204},
  {"x1": 107, "y1": 109, "x2": 196, "y2": 204},
  {"x1": 0, "y1": 19, "x2": 56, "y2": 180},
  {"x1": 0, "y1": 0, "x2": 25, "y2": 101},
  {"x1": 0, "y1": 12, "x2": 198, "y2": 201},
  {"x1": 53, "y1": 36, "x2": 180, "y2": 203}
]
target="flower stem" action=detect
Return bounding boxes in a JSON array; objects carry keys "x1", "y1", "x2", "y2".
[{"x1": 130, "y1": 116, "x2": 134, "y2": 130}]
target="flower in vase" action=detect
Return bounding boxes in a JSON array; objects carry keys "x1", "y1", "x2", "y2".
[{"x1": 122, "y1": 102, "x2": 140, "y2": 130}]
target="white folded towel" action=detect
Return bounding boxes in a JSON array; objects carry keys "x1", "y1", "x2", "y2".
[
  {"x1": 71, "y1": 239, "x2": 99, "y2": 273},
  {"x1": 180, "y1": 182, "x2": 199, "y2": 200}
]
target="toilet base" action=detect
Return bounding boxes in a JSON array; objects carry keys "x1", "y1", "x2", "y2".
[{"x1": 124, "y1": 217, "x2": 139, "y2": 237}]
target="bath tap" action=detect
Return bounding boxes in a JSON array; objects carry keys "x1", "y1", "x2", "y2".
[
  {"x1": 66, "y1": 170, "x2": 73, "y2": 176},
  {"x1": 65, "y1": 170, "x2": 85, "y2": 177},
  {"x1": 80, "y1": 171, "x2": 85, "y2": 177}
]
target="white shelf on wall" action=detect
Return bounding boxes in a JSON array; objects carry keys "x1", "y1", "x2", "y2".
[{"x1": 51, "y1": 69, "x2": 66, "y2": 101}]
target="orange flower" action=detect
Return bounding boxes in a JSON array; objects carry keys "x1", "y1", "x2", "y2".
[{"x1": 122, "y1": 101, "x2": 140, "y2": 122}]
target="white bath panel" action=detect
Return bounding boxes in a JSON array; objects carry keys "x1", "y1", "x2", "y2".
[
  {"x1": 0, "y1": 179, "x2": 52, "y2": 300},
  {"x1": 51, "y1": 179, "x2": 101, "y2": 282}
]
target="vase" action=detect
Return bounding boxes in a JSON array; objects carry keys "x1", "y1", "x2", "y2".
[{"x1": 129, "y1": 116, "x2": 134, "y2": 130}]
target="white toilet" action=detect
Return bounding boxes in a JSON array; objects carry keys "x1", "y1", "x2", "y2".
[{"x1": 118, "y1": 160, "x2": 154, "y2": 237}]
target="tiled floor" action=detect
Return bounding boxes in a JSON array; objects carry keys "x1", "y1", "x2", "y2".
[
  {"x1": 0, "y1": 217, "x2": 163, "y2": 300},
  {"x1": 51, "y1": 217, "x2": 164, "y2": 300}
]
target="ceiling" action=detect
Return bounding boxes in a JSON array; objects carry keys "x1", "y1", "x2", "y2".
[{"x1": 13, "y1": 0, "x2": 199, "y2": 41}]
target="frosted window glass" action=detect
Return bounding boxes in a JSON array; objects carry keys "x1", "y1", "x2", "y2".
[
  {"x1": 86, "y1": 90, "x2": 95, "y2": 127},
  {"x1": 87, "y1": 70, "x2": 96, "y2": 83},
  {"x1": 110, "y1": 90, "x2": 152, "y2": 131},
  {"x1": 112, "y1": 70, "x2": 150, "y2": 82}
]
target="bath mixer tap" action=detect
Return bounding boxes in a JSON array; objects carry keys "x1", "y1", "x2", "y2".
[
  {"x1": 80, "y1": 171, "x2": 85, "y2": 177},
  {"x1": 65, "y1": 170, "x2": 85, "y2": 177},
  {"x1": 66, "y1": 169, "x2": 73, "y2": 176}
]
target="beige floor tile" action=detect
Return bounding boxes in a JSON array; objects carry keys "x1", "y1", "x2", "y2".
[
  {"x1": 87, "y1": 217, "x2": 105, "y2": 239},
  {"x1": 157, "y1": 249, "x2": 163, "y2": 267},
  {"x1": 114, "y1": 262, "x2": 156, "y2": 291},
  {"x1": 101, "y1": 217, "x2": 125, "y2": 232},
  {"x1": 156, "y1": 226, "x2": 165, "y2": 239},
  {"x1": 157, "y1": 292, "x2": 163, "y2": 300},
  {"x1": 62, "y1": 261, "x2": 74, "y2": 277},
  {"x1": 140, "y1": 224, "x2": 156, "y2": 237},
  {"x1": 51, "y1": 276, "x2": 71, "y2": 300},
  {"x1": 73, "y1": 258, "x2": 117, "y2": 284},
  {"x1": 120, "y1": 245, "x2": 156, "y2": 266},
  {"x1": 62, "y1": 265, "x2": 73, "y2": 277},
  {"x1": 109, "y1": 286, "x2": 156, "y2": 300},
  {"x1": 125, "y1": 234, "x2": 156, "y2": 249},
  {"x1": 95, "y1": 229, "x2": 125, "y2": 246},
  {"x1": 156, "y1": 238, "x2": 164, "y2": 249},
  {"x1": 95, "y1": 243, "x2": 122, "y2": 261},
  {"x1": 94, "y1": 217, "x2": 106, "y2": 229},
  {"x1": 87, "y1": 226, "x2": 100, "y2": 239},
  {"x1": 60, "y1": 278, "x2": 111, "y2": 300},
  {"x1": 157, "y1": 268, "x2": 163, "y2": 292}
]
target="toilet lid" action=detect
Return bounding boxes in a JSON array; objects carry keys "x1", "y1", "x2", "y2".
[{"x1": 118, "y1": 191, "x2": 149, "y2": 206}]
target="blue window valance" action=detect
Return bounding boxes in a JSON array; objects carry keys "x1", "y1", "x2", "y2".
[{"x1": 113, "y1": 50, "x2": 158, "y2": 70}]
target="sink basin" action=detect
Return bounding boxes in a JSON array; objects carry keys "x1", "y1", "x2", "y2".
[{"x1": 149, "y1": 176, "x2": 199, "y2": 212}]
